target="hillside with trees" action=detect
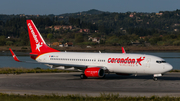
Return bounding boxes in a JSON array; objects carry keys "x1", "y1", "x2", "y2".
[{"x1": 1, "y1": 9, "x2": 180, "y2": 47}]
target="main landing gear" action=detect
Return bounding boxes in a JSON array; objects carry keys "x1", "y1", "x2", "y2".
[
  {"x1": 80, "y1": 74, "x2": 106, "y2": 79},
  {"x1": 80, "y1": 74, "x2": 87, "y2": 79}
]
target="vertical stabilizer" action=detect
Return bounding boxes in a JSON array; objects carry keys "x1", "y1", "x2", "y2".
[{"x1": 27, "y1": 20, "x2": 59, "y2": 55}]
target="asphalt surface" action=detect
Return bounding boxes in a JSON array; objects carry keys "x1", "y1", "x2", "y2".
[{"x1": 0, "y1": 72, "x2": 180, "y2": 97}]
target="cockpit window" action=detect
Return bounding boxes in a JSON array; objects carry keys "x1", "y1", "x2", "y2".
[{"x1": 156, "y1": 61, "x2": 166, "y2": 63}]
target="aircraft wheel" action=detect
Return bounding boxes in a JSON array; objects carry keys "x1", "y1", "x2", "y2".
[
  {"x1": 101, "y1": 74, "x2": 106, "y2": 78},
  {"x1": 80, "y1": 74, "x2": 87, "y2": 79},
  {"x1": 153, "y1": 77, "x2": 158, "y2": 81}
]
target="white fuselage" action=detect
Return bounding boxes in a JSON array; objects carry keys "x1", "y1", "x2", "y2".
[{"x1": 36, "y1": 52, "x2": 173, "y2": 74}]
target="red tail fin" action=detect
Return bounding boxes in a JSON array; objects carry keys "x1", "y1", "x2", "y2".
[{"x1": 27, "y1": 20, "x2": 59, "y2": 55}]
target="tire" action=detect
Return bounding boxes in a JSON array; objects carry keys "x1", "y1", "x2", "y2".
[
  {"x1": 153, "y1": 77, "x2": 158, "y2": 81},
  {"x1": 101, "y1": 74, "x2": 106, "y2": 78},
  {"x1": 80, "y1": 74, "x2": 87, "y2": 79}
]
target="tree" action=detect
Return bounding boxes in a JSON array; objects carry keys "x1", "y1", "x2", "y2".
[
  {"x1": 75, "y1": 33, "x2": 84, "y2": 43},
  {"x1": 6, "y1": 41, "x2": 13, "y2": 46},
  {"x1": 47, "y1": 33, "x2": 53, "y2": 45},
  {"x1": 0, "y1": 36, "x2": 6, "y2": 46}
]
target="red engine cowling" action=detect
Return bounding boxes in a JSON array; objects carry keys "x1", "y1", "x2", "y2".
[{"x1": 84, "y1": 67, "x2": 105, "y2": 77}]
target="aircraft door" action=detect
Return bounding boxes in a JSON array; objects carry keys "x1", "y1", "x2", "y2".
[{"x1": 146, "y1": 58, "x2": 151, "y2": 68}]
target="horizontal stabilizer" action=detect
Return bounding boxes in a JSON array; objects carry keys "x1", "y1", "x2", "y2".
[{"x1": 9, "y1": 48, "x2": 21, "y2": 62}]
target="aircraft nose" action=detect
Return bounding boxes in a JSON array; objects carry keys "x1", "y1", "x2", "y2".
[{"x1": 165, "y1": 63, "x2": 173, "y2": 72}]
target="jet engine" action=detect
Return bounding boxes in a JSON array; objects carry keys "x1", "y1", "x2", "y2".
[{"x1": 84, "y1": 67, "x2": 105, "y2": 78}]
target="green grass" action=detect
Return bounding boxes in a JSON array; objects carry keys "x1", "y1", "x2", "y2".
[
  {"x1": 0, "y1": 93, "x2": 179, "y2": 101},
  {"x1": 169, "y1": 70, "x2": 180, "y2": 72}
]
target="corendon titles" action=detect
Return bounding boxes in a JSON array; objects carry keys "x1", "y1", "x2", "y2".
[
  {"x1": 108, "y1": 57, "x2": 145, "y2": 66},
  {"x1": 28, "y1": 23, "x2": 39, "y2": 44},
  {"x1": 28, "y1": 23, "x2": 43, "y2": 52}
]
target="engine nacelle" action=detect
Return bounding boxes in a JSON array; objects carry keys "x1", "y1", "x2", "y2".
[{"x1": 84, "y1": 67, "x2": 105, "y2": 77}]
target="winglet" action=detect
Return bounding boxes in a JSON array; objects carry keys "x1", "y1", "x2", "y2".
[
  {"x1": 9, "y1": 48, "x2": 21, "y2": 62},
  {"x1": 121, "y1": 47, "x2": 126, "y2": 54}
]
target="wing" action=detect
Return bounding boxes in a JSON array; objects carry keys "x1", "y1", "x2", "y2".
[
  {"x1": 121, "y1": 47, "x2": 126, "y2": 54},
  {"x1": 9, "y1": 48, "x2": 106, "y2": 70}
]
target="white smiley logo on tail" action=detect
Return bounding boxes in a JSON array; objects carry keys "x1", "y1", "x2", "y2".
[{"x1": 36, "y1": 42, "x2": 43, "y2": 52}]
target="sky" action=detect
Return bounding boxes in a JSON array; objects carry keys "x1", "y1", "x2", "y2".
[{"x1": 0, "y1": 0, "x2": 180, "y2": 15}]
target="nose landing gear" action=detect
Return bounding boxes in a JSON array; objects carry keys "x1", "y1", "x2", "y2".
[
  {"x1": 153, "y1": 74, "x2": 162, "y2": 81},
  {"x1": 153, "y1": 77, "x2": 158, "y2": 81}
]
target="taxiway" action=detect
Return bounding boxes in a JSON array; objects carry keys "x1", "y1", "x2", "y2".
[{"x1": 0, "y1": 72, "x2": 180, "y2": 97}]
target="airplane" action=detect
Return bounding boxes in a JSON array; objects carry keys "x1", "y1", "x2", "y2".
[{"x1": 10, "y1": 20, "x2": 173, "y2": 80}]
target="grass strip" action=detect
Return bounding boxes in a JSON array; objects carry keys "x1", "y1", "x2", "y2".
[{"x1": 0, "y1": 93, "x2": 179, "y2": 101}]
